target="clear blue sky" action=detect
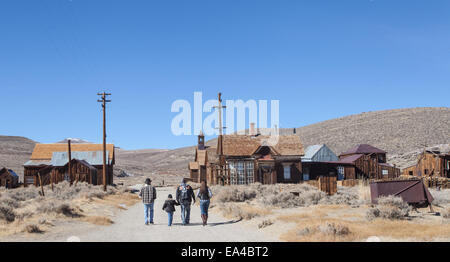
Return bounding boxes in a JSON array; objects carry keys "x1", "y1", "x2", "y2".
[{"x1": 0, "y1": 0, "x2": 449, "y2": 149}]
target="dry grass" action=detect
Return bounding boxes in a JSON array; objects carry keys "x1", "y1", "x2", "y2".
[
  {"x1": 442, "y1": 207, "x2": 450, "y2": 219},
  {"x1": 366, "y1": 195, "x2": 411, "y2": 220},
  {"x1": 82, "y1": 216, "x2": 114, "y2": 226},
  {"x1": 281, "y1": 217, "x2": 450, "y2": 242},
  {"x1": 24, "y1": 224, "x2": 43, "y2": 234},
  {"x1": 429, "y1": 188, "x2": 450, "y2": 206},
  {"x1": 258, "y1": 219, "x2": 274, "y2": 229},
  {"x1": 0, "y1": 182, "x2": 139, "y2": 237},
  {"x1": 217, "y1": 203, "x2": 272, "y2": 220}
]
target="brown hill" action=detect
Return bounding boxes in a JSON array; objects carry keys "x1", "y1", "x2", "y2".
[
  {"x1": 1, "y1": 107, "x2": 449, "y2": 183},
  {"x1": 0, "y1": 136, "x2": 37, "y2": 180}
]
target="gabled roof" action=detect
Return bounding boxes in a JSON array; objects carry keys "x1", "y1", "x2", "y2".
[
  {"x1": 302, "y1": 144, "x2": 324, "y2": 159},
  {"x1": 221, "y1": 135, "x2": 304, "y2": 156},
  {"x1": 51, "y1": 151, "x2": 108, "y2": 167},
  {"x1": 338, "y1": 154, "x2": 364, "y2": 163},
  {"x1": 340, "y1": 144, "x2": 386, "y2": 156},
  {"x1": 30, "y1": 143, "x2": 115, "y2": 161}
]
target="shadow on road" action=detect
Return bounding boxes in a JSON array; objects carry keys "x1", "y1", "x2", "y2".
[
  {"x1": 208, "y1": 219, "x2": 242, "y2": 227},
  {"x1": 169, "y1": 219, "x2": 242, "y2": 227}
]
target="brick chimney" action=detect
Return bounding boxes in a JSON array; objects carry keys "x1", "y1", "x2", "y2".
[{"x1": 249, "y1": 123, "x2": 256, "y2": 136}]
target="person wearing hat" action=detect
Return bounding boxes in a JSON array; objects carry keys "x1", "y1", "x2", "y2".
[
  {"x1": 139, "y1": 178, "x2": 157, "y2": 225},
  {"x1": 162, "y1": 194, "x2": 180, "y2": 226}
]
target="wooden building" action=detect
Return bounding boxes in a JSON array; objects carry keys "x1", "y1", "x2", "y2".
[
  {"x1": 189, "y1": 132, "x2": 304, "y2": 185},
  {"x1": 38, "y1": 159, "x2": 98, "y2": 186},
  {"x1": 402, "y1": 149, "x2": 450, "y2": 178},
  {"x1": 0, "y1": 168, "x2": 19, "y2": 189},
  {"x1": 336, "y1": 144, "x2": 400, "y2": 180},
  {"x1": 301, "y1": 144, "x2": 340, "y2": 180},
  {"x1": 23, "y1": 143, "x2": 115, "y2": 187}
]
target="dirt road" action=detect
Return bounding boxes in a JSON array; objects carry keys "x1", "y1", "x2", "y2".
[{"x1": 9, "y1": 187, "x2": 278, "y2": 242}]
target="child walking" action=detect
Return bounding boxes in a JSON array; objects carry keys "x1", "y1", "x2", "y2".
[{"x1": 162, "y1": 194, "x2": 179, "y2": 226}]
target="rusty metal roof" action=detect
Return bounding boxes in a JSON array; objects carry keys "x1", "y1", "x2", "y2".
[
  {"x1": 340, "y1": 144, "x2": 386, "y2": 156},
  {"x1": 31, "y1": 143, "x2": 114, "y2": 161}
]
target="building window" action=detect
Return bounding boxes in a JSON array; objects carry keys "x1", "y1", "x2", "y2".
[
  {"x1": 283, "y1": 164, "x2": 291, "y2": 180},
  {"x1": 337, "y1": 166, "x2": 345, "y2": 180},
  {"x1": 25, "y1": 176, "x2": 35, "y2": 185},
  {"x1": 228, "y1": 161, "x2": 255, "y2": 185},
  {"x1": 303, "y1": 167, "x2": 310, "y2": 181},
  {"x1": 382, "y1": 170, "x2": 389, "y2": 176},
  {"x1": 424, "y1": 169, "x2": 428, "y2": 175},
  {"x1": 229, "y1": 161, "x2": 237, "y2": 185},
  {"x1": 246, "y1": 161, "x2": 254, "y2": 184}
]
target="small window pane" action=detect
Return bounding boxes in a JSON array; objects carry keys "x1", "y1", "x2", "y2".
[{"x1": 284, "y1": 165, "x2": 291, "y2": 180}]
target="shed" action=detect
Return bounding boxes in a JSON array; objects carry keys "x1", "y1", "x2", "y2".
[{"x1": 0, "y1": 168, "x2": 19, "y2": 189}]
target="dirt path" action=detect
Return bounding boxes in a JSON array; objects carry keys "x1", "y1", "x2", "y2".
[{"x1": 8, "y1": 187, "x2": 278, "y2": 242}]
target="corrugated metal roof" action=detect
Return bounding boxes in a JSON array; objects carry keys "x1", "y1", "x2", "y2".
[
  {"x1": 301, "y1": 144, "x2": 324, "y2": 161},
  {"x1": 31, "y1": 143, "x2": 114, "y2": 161},
  {"x1": 24, "y1": 160, "x2": 51, "y2": 167},
  {"x1": 50, "y1": 151, "x2": 109, "y2": 167}
]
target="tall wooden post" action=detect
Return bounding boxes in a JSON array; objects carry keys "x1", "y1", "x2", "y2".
[
  {"x1": 68, "y1": 139, "x2": 72, "y2": 185},
  {"x1": 214, "y1": 92, "x2": 227, "y2": 184},
  {"x1": 38, "y1": 171, "x2": 45, "y2": 197},
  {"x1": 98, "y1": 92, "x2": 111, "y2": 192}
]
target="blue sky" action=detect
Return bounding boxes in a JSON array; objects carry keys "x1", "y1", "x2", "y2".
[{"x1": 0, "y1": 0, "x2": 449, "y2": 149}]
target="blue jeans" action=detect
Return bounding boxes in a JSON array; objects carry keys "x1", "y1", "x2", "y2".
[
  {"x1": 200, "y1": 200, "x2": 210, "y2": 216},
  {"x1": 144, "y1": 203, "x2": 154, "y2": 224},
  {"x1": 167, "y1": 211, "x2": 174, "y2": 226},
  {"x1": 180, "y1": 203, "x2": 191, "y2": 224}
]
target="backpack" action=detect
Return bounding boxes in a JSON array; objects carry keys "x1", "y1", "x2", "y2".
[{"x1": 179, "y1": 185, "x2": 190, "y2": 201}]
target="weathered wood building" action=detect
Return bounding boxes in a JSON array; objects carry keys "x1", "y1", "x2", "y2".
[
  {"x1": 402, "y1": 149, "x2": 450, "y2": 178},
  {"x1": 23, "y1": 144, "x2": 115, "y2": 187},
  {"x1": 336, "y1": 144, "x2": 400, "y2": 180},
  {"x1": 189, "y1": 132, "x2": 305, "y2": 185},
  {"x1": 301, "y1": 144, "x2": 340, "y2": 180},
  {"x1": 0, "y1": 168, "x2": 19, "y2": 189}
]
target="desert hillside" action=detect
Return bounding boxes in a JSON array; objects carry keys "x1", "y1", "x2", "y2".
[
  {"x1": 1, "y1": 107, "x2": 448, "y2": 183},
  {"x1": 0, "y1": 136, "x2": 36, "y2": 178}
]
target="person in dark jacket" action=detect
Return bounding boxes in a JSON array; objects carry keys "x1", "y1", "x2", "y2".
[
  {"x1": 176, "y1": 178, "x2": 196, "y2": 225},
  {"x1": 197, "y1": 180, "x2": 213, "y2": 226},
  {"x1": 162, "y1": 194, "x2": 179, "y2": 226}
]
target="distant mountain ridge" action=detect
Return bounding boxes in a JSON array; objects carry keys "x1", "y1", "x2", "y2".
[{"x1": 1, "y1": 107, "x2": 449, "y2": 183}]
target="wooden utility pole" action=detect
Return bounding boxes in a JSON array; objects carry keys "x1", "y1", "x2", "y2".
[
  {"x1": 38, "y1": 171, "x2": 45, "y2": 197},
  {"x1": 97, "y1": 92, "x2": 111, "y2": 192},
  {"x1": 213, "y1": 92, "x2": 227, "y2": 184},
  {"x1": 68, "y1": 139, "x2": 72, "y2": 185}
]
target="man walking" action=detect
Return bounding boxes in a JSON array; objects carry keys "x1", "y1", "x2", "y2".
[
  {"x1": 176, "y1": 178, "x2": 195, "y2": 225},
  {"x1": 139, "y1": 178, "x2": 157, "y2": 225}
]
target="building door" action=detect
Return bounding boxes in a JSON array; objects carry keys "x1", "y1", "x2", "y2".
[{"x1": 64, "y1": 172, "x2": 70, "y2": 182}]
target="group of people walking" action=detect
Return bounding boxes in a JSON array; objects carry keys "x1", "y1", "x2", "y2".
[{"x1": 139, "y1": 178, "x2": 212, "y2": 227}]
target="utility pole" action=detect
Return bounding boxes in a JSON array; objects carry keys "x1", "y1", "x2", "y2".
[
  {"x1": 68, "y1": 139, "x2": 72, "y2": 186},
  {"x1": 97, "y1": 92, "x2": 111, "y2": 192},
  {"x1": 213, "y1": 93, "x2": 227, "y2": 184}
]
